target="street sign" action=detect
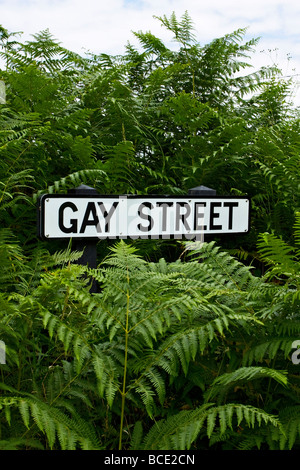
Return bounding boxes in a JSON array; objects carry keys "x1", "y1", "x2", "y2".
[{"x1": 38, "y1": 194, "x2": 250, "y2": 240}]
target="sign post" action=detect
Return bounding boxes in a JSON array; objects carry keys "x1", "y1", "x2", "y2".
[
  {"x1": 67, "y1": 185, "x2": 99, "y2": 293},
  {"x1": 188, "y1": 185, "x2": 217, "y2": 196}
]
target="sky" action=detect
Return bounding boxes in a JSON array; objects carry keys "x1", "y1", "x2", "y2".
[{"x1": 1, "y1": 0, "x2": 300, "y2": 106}]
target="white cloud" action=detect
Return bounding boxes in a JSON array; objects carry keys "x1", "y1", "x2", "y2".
[{"x1": 1, "y1": 0, "x2": 299, "y2": 104}]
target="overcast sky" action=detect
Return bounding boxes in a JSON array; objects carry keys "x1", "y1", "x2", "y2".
[{"x1": 1, "y1": 0, "x2": 300, "y2": 106}]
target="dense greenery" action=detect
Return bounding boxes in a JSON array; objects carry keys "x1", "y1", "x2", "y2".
[{"x1": 0, "y1": 13, "x2": 300, "y2": 450}]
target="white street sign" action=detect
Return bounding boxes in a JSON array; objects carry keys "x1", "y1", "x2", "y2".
[{"x1": 38, "y1": 195, "x2": 250, "y2": 240}]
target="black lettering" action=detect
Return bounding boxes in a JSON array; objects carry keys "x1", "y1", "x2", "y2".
[
  {"x1": 58, "y1": 202, "x2": 78, "y2": 233},
  {"x1": 223, "y1": 202, "x2": 238, "y2": 230},
  {"x1": 80, "y1": 202, "x2": 99, "y2": 233},
  {"x1": 209, "y1": 202, "x2": 222, "y2": 230},
  {"x1": 137, "y1": 202, "x2": 154, "y2": 232},
  {"x1": 194, "y1": 202, "x2": 207, "y2": 230},
  {"x1": 156, "y1": 202, "x2": 173, "y2": 231},
  {"x1": 175, "y1": 202, "x2": 191, "y2": 231},
  {"x1": 98, "y1": 202, "x2": 119, "y2": 232}
]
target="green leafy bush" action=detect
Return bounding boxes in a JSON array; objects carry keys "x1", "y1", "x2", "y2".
[{"x1": 0, "y1": 13, "x2": 300, "y2": 450}]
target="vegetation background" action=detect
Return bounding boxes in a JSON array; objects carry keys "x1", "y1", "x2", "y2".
[{"x1": 0, "y1": 12, "x2": 300, "y2": 450}]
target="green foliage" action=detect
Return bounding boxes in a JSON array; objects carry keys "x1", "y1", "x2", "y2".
[
  {"x1": 257, "y1": 212, "x2": 300, "y2": 282},
  {"x1": 0, "y1": 237, "x2": 299, "y2": 450},
  {"x1": 139, "y1": 403, "x2": 280, "y2": 450},
  {"x1": 0, "y1": 389, "x2": 101, "y2": 450},
  {"x1": 0, "y1": 11, "x2": 300, "y2": 451}
]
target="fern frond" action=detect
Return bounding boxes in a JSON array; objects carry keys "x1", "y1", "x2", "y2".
[
  {"x1": 132, "y1": 31, "x2": 168, "y2": 55},
  {"x1": 293, "y1": 212, "x2": 300, "y2": 254},
  {"x1": 0, "y1": 228, "x2": 29, "y2": 291},
  {"x1": 154, "y1": 11, "x2": 196, "y2": 47},
  {"x1": 141, "y1": 403, "x2": 280, "y2": 450},
  {"x1": 258, "y1": 231, "x2": 300, "y2": 281},
  {"x1": 92, "y1": 349, "x2": 121, "y2": 407},
  {"x1": 205, "y1": 366, "x2": 288, "y2": 402},
  {"x1": 0, "y1": 393, "x2": 101, "y2": 450},
  {"x1": 270, "y1": 405, "x2": 300, "y2": 450},
  {"x1": 33, "y1": 168, "x2": 107, "y2": 201},
  {"x1": 129, "y1": 318, "x2": 231, "y2": 408},
  {"x1": 129, "y1": 421, "x2": 144, "y2": 450}
]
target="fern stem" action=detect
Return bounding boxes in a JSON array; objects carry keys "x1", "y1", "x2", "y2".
[
  {"x1": 122, "y1": 122, "x2": 126, "y2": 142},
  {"x1": 119, "y1": 290, "x2": 130, "y2": 450}
]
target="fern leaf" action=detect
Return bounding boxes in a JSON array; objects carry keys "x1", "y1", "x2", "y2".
[
  {"x1": 129, "y1": 421, "x2": 143, "y2": 450},
  {"x1": 18, "y1": 399, "x2": 30, "y2": 429},
  {"x1": 141, "y1": 403, "x2": 280, "y2": 450},
  {"x1": 206, "y1": 366, "x2": 288, "y2": 401}
]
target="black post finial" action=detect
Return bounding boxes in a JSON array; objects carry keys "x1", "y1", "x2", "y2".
[{"x1": 188, "y1": 185, "x2": 217, "y2": 196}]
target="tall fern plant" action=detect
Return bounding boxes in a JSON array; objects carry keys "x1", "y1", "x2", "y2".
[
  {"x1": 43, "y1": 241, "x2": 289, "y2": 449},
  {"x1": 1, "y1": 236, "x2": 298, "y2": 449},
  {"x1": 92, "y1": 238, "x2": 299, "y2": 450}
]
